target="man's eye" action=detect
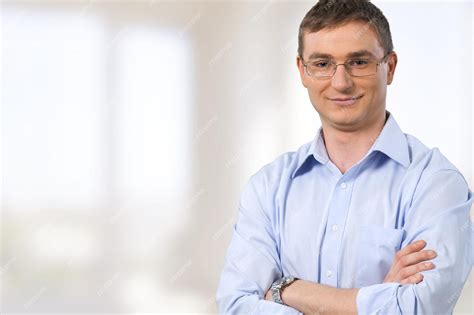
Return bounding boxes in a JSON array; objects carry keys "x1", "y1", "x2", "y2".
[
  {"x1": 312, "y1": 61, "x2": 330, "y2": 68},
  {"x1": 348, "y1": 59, "x2": 369, "y2": 67}
]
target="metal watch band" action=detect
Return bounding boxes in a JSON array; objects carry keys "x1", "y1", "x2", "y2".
[{"x1": 270, "y1": 275, "x2": 298, "y2": 305}]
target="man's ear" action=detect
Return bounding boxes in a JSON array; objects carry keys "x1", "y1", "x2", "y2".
[
  {"x1": 296, "y1": 55, "x2": 308, "y2": 88},
  {"x1": 386, "y1": 51, "x2": 398, "y2": 85}
]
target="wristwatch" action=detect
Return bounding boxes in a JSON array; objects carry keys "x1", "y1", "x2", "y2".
[{"x1": 270, "y1": 275, "x2": 298, "y2": 305}]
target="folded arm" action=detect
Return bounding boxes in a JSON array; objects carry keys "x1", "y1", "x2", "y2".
[
  {"x1": 355, "y1": 170, "x2": 473, "y2": 314},
  {"x1": 268, "y1": 170, "x2": 473, "y2": 314},
  {"x1": 217, "y1": 169, "x2": 473, "y2": 314},
  {"x1": 216, "y1": 173, "x2": 302, "y2": 314}
]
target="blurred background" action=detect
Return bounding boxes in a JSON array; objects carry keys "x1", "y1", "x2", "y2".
[{"x1": 1, "y1": 0, "x2": 472, "y2": 313}]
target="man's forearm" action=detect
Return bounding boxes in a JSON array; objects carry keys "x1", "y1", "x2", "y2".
[{"x1": 280, "y1": 279, "x2": 359, "y2": 315}]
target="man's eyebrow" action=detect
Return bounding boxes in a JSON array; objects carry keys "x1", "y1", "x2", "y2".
[
  {"x1": 346, "y1": 50, "x2": 377, "y2": 59},
  {"x1": 306, "y1": 52, "x2": 333, "y2": 60},
  {"x1": 306, "y1": 50, "x2": 377, "y2": 60}
]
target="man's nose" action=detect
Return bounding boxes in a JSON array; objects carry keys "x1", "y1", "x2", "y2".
[{"x1": 331, "y1": 64, "x2": 353, "y2": 92}]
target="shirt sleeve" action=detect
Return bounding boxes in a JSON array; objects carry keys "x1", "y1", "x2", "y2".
[
  {"x1": 357, "y1": 169, "x2": 474, "y2": 314},
  {"x1": 216, "y1": 173, "x2": 302, "y2": 314}
]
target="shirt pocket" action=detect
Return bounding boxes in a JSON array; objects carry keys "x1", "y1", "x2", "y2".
[{"x1": 355, "y1": 225, "x2": 404, "y2": 286}]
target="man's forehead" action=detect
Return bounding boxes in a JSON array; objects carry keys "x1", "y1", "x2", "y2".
[
  {"x1": 304, "y1": 21, "x2": 378, "y2": 41},
  {"x1": 302, "y1": 22, "x2": 384, "y2": 59}
]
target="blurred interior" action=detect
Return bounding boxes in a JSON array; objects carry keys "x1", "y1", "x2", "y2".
[{"x1": 1, "y1": 1, "x2": 472, "y2": 313}]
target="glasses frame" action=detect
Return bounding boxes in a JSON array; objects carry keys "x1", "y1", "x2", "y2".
[{"x1": 301, "y1": 52, "x2": 392, "y2": 79}]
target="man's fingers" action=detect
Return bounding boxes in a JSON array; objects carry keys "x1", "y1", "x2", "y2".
[
  {"x1": 385, "y1": 240, "x2": 438, "y2": 285},
  {"x1": 399, "y1": 261, "x2": 436, "y2": 279},
  {"x1": 395, "y1": 240, "x2": 427, "y2": 260},
  {"x1": 400, "y1": 273, "x2": 424, "y2": 285},
  {"x1": 397, "y1": 249, "x2": 437, "y2": 268}
]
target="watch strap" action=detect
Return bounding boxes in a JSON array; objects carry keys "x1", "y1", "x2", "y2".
[{"x1": 270, "y1": 275, "x2": 298, "y2": 305}]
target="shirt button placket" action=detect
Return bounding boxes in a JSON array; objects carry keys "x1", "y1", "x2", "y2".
[{"x1": 323, "y1": 180, "x2": 350, "y2": 286}]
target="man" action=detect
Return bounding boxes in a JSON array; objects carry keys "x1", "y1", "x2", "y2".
[{"x1": 216, "y1": 0, "x2": 473, "y2": 314}]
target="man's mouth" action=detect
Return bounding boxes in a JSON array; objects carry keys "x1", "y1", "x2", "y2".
[{"x1": 329, "y1": 95, "x2": 363, "y2": 106}]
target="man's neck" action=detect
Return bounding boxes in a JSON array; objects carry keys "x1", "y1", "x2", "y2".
[{"x1": 322, "y1": 111, "x2": 388, "y2": 174}]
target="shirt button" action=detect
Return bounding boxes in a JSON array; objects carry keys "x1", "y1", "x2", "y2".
[
  {"x1": 331, "y1": 224, "x2": 339, "y2": 232},
  {"x1": 340, "y1": 182, "x2": 347, "y2": 189},
  {"x1": 326, "y1": 270, "x2": 333, "y2": 278}
]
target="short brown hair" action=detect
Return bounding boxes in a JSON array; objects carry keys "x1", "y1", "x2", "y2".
[{"x1": 298, "y1": 0, "x2": 393, "y2": 58}]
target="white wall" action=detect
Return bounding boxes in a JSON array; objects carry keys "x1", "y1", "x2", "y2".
[{"x1": 1, "y1": 1, "x2": 472, "y2": 313}]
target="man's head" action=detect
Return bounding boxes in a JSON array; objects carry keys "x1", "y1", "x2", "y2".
[{"x1": 296, "y1": 0, "x2": 398, "y2": 133}]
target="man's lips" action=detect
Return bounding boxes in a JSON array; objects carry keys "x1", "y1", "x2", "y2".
[{"x1": 328, "y1": 95, "x2": 363, "y2": 106}]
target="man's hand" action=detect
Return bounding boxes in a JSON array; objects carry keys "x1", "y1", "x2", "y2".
[
  {"x1": 384, "y1": 239, "x2": 437, "y2": 284},
  {"x1": 265, "y1": 289, "x2": 272, "y2": 301}
]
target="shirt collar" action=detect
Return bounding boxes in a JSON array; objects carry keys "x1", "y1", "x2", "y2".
[
  {"x1": 291, "y1": 111, "x2": 410, "y2": 179},
  {"x1": 370, "y1": 111, "x2": 411, "y2": 168}
]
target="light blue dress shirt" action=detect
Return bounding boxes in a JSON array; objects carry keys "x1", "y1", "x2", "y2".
[{"x1": 216, "y1": 111, "x2": 473, "y2": 314}]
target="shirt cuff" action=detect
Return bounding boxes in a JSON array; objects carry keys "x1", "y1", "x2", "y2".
[
  {"x1": 254, "y1": 300, "x2": 303, "y2": 314},
  {"x1": 356, "y1": 282, "x2": 400, "y2": 314}
]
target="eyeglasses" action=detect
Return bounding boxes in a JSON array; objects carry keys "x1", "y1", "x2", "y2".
[{"x1": 301, "y1": 53, "x2": 391, "y2": 78}]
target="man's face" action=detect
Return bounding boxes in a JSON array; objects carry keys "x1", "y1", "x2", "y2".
[{"x1": 297, "y1": 21, "x2": 397, "y2": 132}]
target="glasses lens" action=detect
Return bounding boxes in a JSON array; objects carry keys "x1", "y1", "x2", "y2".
[
  {"x1": 349, "y1": 60, "x2": 377, "y2": 77},
  {"x1": 306, "y1": 61, "x2": 334, "y2": 78}
]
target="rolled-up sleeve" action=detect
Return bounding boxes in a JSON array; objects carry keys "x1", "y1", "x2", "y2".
[
  {"x1": 357, "y1": 169, "x2": 474, "y2": 314},
  {"x1": 216, "y1": 173, "x2": 301, "y2": 314}
]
